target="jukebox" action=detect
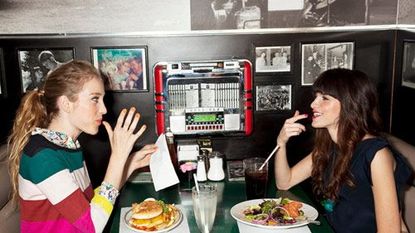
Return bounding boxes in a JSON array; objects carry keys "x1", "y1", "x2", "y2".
[{"x1": 153, "y1": 59, "x2": 253, "y2": 136}]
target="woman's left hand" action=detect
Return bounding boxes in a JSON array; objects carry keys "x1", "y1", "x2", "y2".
[
  {"x1": 125, "y1": 144, "x2": 158, "y2": 178},
  {"x1": 103, "y1": 107, "x2": 146, "y2": 161}
]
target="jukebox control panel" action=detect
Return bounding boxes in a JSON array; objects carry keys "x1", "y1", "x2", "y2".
[{"x1": 154, "y1": 59, "x2": 253, "y2": 136}]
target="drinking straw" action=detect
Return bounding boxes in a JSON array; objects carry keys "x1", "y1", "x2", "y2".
[
  {"x1": 193, "y1": 173, "x2": 200, "y2": 193},
  {"x1": 259, "y1": 145, "x2": 280, "y2": 171}
]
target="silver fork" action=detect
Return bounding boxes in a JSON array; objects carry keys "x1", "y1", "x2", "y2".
[{"x1": 306, "y1": 219, "x2": 321, "y2": 225}]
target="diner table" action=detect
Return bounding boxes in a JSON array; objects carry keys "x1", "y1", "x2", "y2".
[{"x1": 109, "y1": 170, "x2": 334, "y2": 233}]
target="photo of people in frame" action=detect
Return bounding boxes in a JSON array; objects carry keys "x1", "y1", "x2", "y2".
[
  {"x1": 256, "y1": 84, "x2": 292, "y2": 111},
  {"x1": 402, "y1": 42, "x2": 415, "y2": 89},
  {"x1": 0, "y1": 49, "x2": 3, "y2": 95},
  {"x1": 326, "y1": 43, "x2": 354, "y2": 70},
  {"x1": 302, "y1": 42, "x2": 354, "y2": 85},
  {"x1": 192, "y1": 0, "x2": 397, "y2": 29},
  {"x1": 18, "y1": 49, "x2": 74, "y2": 93},
  {"x1": 92, "y1": 47, "x2": 147, "y2": 92},
  {"x1": 191, "y1": 0, "x2": 266, "y2": 30},
  {"x1": 255, "y1": 46, "x2": 291, "y2": 73}
]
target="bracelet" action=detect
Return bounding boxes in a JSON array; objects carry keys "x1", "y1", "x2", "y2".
[{"x1": 99, "y1": 181, "x2": 119, "y2": 205}]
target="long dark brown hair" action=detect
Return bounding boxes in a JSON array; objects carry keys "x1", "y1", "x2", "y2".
[
  {"x1": 7, "y1": 60, "x2": 101, "y2": 205},
  {"x1": 310, "y1": 69, "x2": 383, "y2": 200}
]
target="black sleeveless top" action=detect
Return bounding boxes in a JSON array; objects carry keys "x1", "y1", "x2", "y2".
[{"x1": 325, "y1": 137, "x2": 412, "y2": 233}]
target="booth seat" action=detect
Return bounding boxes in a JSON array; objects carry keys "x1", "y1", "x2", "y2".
[
  {"x1": 0, "y1": 143, "x2": 19, "y2": 233},
  {"x1": 386, "y1": 135, "x2": 415, "y2": 233}
]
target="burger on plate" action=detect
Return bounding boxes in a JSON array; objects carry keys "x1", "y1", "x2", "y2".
[{"x1": 129, "y1": 198, "x2": 180, "y2": 231}]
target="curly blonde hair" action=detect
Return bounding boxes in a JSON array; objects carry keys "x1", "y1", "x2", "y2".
[{"x1": 7, "y1": 60, "x2": 101, "y2": 205}]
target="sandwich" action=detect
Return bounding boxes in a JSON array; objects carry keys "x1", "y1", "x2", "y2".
[{"x1": 129, "y1": 198, "x2": 180, "y2": 231}]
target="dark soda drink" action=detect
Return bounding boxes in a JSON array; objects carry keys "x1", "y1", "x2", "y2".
[{"x1": 245, "y1": 170, "x2": 268, "y2": 199}]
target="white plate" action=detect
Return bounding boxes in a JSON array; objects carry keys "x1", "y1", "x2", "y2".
[
  {"x1": 230, "y1": 199, "x2": 318, "y2": 229},
  {"x1": 124, "y1": 207, "x2": 182, "y2": 233}
]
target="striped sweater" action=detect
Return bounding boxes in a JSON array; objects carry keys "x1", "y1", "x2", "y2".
[{"x1": 19, "y1": 133, "x2": 113, "y2": 233}]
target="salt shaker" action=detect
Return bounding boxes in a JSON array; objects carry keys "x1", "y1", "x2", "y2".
[
  {"x1": 207, "y1": 151, "x2": 225, "y2": 181},
  {"x1": 196, "y1": 155, "x2": 207, "y2": 182}
]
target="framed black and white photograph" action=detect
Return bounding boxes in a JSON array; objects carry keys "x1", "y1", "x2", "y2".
[
  {"x1": 192, "y1": 0, "x2": 397, "y2": 30},
  {"x1": 255, "y1": 46, "x2": 291, "y2": 73},
  {"x1": 301, "y1": 42, "x2": 354, "y2": 86},
  {"x1": 18, "y1": 48, "x2": 74, "y2": 93},
  {"x1": 0, "y1": 48, "x2": 5, "y2": 96},
  {"x1": 191, "y1": 0, "x2": 266, "y2": 30},
  {"x1": 91, "y1": 46, "x2": 148, "y2": 92},
  {"x1": 402, "y1": 41, "x2": 415, "y2": 89},
  {"x1": 256, "y1": 84, "x2": 292, "y2": 111}
]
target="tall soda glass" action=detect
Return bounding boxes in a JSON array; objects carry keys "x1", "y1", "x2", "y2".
[
  {"x1": 192, "y1": 184, "x2": 217, "y2": 233},
  {"x1": 243, "y1": 157, "x2": 268, "y2": 199}
]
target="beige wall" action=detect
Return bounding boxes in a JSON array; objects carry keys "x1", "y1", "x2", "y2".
[
  {"x1": 0, "y1": 0, "x2": 190, "y2": 34},
  {"x1": 0, "y1": 0, "x2": 413, "y2": 34}
]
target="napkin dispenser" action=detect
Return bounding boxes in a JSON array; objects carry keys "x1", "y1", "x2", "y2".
[{"x1": 177, "y1": 142, "x2": 199, "y2": 162}]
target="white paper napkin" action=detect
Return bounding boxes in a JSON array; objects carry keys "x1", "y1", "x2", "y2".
[
  {"x1": 150, "y1": 133, "x2": 179, "y2": 191},
  {"x1": 119, "y1": 206, "x2": 190, "y2": 233},
  {"x1": 236, "y1": 221, "x2": 312, "y2": 233}
]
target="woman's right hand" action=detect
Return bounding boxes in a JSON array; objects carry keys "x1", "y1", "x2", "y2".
[{"x1": 277, "y1": 110, "x2": 308, "y2": 146}]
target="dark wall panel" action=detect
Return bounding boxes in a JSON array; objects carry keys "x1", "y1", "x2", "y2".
[
  {"x1": 0, "y1": 30, "x2": 396, "y2": 185},
  {"x1": 392, "y1": 30, "x2": 415, "y2": 145}
]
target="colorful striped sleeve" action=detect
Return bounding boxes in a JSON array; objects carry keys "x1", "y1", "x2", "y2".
[{"x1": 19, "y1": 148, "x2": 116, "y2": 233}]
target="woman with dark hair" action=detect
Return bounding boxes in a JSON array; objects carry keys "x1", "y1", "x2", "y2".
[
  {"x1": 8, "y1": 60, "x2": 157, "y2": 232},
  {"x1": 274, "y1": 68, "x2": 411, "y2": 232}
]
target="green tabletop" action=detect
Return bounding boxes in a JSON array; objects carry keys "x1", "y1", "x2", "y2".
[{"x1": 109, "y1": 177, "x2": 334, "y2": 233}]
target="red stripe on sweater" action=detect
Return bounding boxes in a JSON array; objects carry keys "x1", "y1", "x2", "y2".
[{"x1": 20, "y1": 184, "x2": 93, "y2": 223}]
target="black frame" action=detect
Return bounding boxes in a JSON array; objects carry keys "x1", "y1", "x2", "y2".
[
  {"x1": 255, "y1": 81, "x2": 292, "y2": 112},
  {"x1": 17, "y1": 47, "x2": 75, "y2": 93},
  {"x1": 90, "y1": 46, "x2": 149, "y2": 92},
  {"x1": 254, "y1": 44, "x2": 293, "y2": 74},
  {"x1": 0, "y1": 48, "x2": 6, "y2": 97},
  {"x1": 402, "y1": 40, "x2": 415, "y2": 89},
  {"x1": 301, "y1": 41, "x2": 354, "y2": 86}
]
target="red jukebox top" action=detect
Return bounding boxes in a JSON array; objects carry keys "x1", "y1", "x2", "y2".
[{"x1": 153, "y1": 59, "x2": 253, "y2": 136}]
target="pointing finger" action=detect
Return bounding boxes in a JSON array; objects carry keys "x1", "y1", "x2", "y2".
[{"x1": 287, "y1": 111, "x2": 308, "y2": 124}]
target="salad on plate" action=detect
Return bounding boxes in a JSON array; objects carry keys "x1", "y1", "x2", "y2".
[{"x1": 242, "y1": 197, "x2": 305, "y2": 226}]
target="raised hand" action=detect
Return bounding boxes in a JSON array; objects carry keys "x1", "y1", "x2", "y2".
[
  {"x1": 277, "y1": 110, "x2": 308, "y2": 146},
  {"x1": 102, "y1": 107, "x2": 146, "y2": 161},
  {"x1": 102, "y1": 107, "x2": 147, "y2": 190}
]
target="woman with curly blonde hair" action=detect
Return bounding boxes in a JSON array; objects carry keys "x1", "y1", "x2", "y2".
[{"x1": 8, "y1": 60, "x2": 157, "y2": 233}]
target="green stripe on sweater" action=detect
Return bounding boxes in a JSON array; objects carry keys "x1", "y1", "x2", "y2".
[{"x1": 20, "y1": 148, "x2": 84, "y2": 184}]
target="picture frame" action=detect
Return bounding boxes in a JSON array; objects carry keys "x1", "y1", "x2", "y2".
[
  {"x1": 256, "y1": 84, "x2": 292, "y2": 111},
  {"x1": 0, "y1": 48, "x2": 6, "y2": 97},
  {"x1": 255, "y1": 45, "x2": 291, "y2": 73},
  {"x1": 301, "y1": 42, "x2": 354, "y2": 86},
  {"x1": 17, "y1": 48, "x2": 74, "y2": 93},
  {"x1": 91, "y1": 46, "x2": 148, "y2": 92},
  {"x1": 402, "y1": 41, "x2": 415, "y2": 89}
]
